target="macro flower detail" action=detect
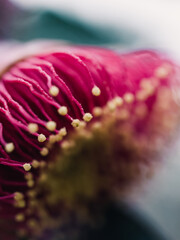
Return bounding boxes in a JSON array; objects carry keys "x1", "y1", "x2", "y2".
[{"x1": 0, "y1": 42, "x2": 179, "y2": 239}]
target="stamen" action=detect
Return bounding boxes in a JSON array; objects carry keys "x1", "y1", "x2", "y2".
[
  {"x1": 59, "y1": 127, "x2": 67, "y2": 136},
  {"x1": 14, "y1": 192, "x2": 24, "y2": 201},
  {"x1": 92, "y1": 122, "x2": 102, "y2": 130},
  {"x1": 23, "y1": 163, "x2": 32, "y2": 172},
  {"x1": 155, "y1": 65, "x2": 171, "y2": 79},
  {"x1": 124, "y1": 93, "x2": 134, "y2": 103},
  {"x1": 55, "y1": 134, "x2": 63, "y2": 142},
  {"x1": 83, "y1": 113, "x2": 93, "y2": 122},
  {"x1": 61, "y1": 140, "x2": 74, "y2": 150},
  {"x1": 107, "y1": 100, "x2": 116, "y2": 111},
  {"x1": 58, "y1": 106, "x2": 68, "y2": 116},
  {"x1": 25, "y1": 173, "x2": 33, "y2": 180},
  {"x1": 15, "y1": 200, "x2": 26, "y2": 208},
  {"x1": 114, "y1": 97, "x2": 123, "y2": 106},
  {"x1": 40, "y1": 147, "x2": 49, "y2": 156},
  {"x1": 46, "y1": 121, "x2": 57, "y2": 131},
  {"x1": 14, "y1": 192, "x2": 26, "y2": 208},
  {"x1": 49, "y1": 85, "x2": 59, "y2": 97},
  {"x1": 27, "y1": 190, "x2": 36, "y2": 198},
  {"x1": 39, "y1": 161, "x2": 46, "y2": 168},
  {"x1": 32, "y1": 160, "x2": 40, "y2": 169},
  {"x1": 28, "y1": 123, "x2": 38, "y2": 133},
  {"x1": 140, "y1": 79, "x2": 155, "y2": 95},
  {"x1": 5, "y1": 142, "x2": 15, "y2": 153},
  {"x1": 27, "y1": 180, "x2": 34, "y2": 188},
  {"x1": 15, "y1": 213, "x2": 25, "y2": 222},
  {"x1": 38, "y1": 134, "x2": 46, "y2": 142},
  {"x1": 93, "y1": 107, "x2": 103, "y2": 117},
  {"x1": 71, "y1": 119, "x2": 80, "y2": 128},
  {"x1": 48, "y1": 135, "x2": 57, "y2": 144},
  {"x1": 140, "y1": 79, "x2": 151, "y2": 89},
  {"x1": 92, "y1": 86, "x2": 101, "y2": 96},
  {"x1": 78, "y1": 121, "x2": 87, "y2": 129}
]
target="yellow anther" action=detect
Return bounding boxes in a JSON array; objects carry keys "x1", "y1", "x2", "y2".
[
  {"x1": 55, "y1": 134, "x2": 63, "y2": 142},
  {"x1": 15, "y1": 213, "x2": 25, "y2": 222},
  {"x1": 124, "y1": 93, "x2": 134, "y2": 103},
  {"x1": 46, "y1": 121, "x2": 57, "y2": 131},
  {"x1": 48, "y1": 135, "x2": 57, "y2": 144},
  {"x1": 92, "y1": 86, "x2": 101, "y2": 96},
  {"x1": 93, "y1": 107, "x2": 103, "y2": 117},
  {"x1": 59, "y1": 127, "x2": 67, "y2": 136},
  {"x1": 14, "y1": 192, "x2": 24, "y2": 201},
  {"x1": 23, "y1": 163, "x2": 31, "y2": 172},
  {"x1": 5, "y1": 142, "x2": 15, "y2": 153},
  {"x1": 83, "y1": 113, "x2": 93, "y2": 122},
  {"x1": 49, "y1": 85, "x2": 59, "y2": 97},
  {"x1": 92, "y1": 122, "x2": 102, "y2": 130},
  {"x1": 40, "y1": 147, "x2": 49, "y2": 156},
  {"x1": 32, "y1": 160, "x2": 39, "y2": 169},
  {"x1": 155, "y1": 65, "x2": 171, "y2": 79},
  {"x1": 71, "y1": 119, "x2": 80, "y2": 128},
  {"x1": 61, "y1": 141, "x2": 73, "y2": 150},
  {"x1": 27, "y1": 179, "x2": 34, "y2": 188},
  {"x1": 27, "y1": 123, "x2": 38, "y2": 133},
  {"x1": 39, "y1": 161, "x2": 46, "y2": 168},
  {"x1": 15, "y1": 200, "x2": 26, "y2": 208},
  {"x1": 25, "y1": 172, "x2": 33, "y2": 180},
  {"x1": 58, "y1": 106, "x2": 68, "y2": 116},
  {"x1": 140, "y1": 79, "x2": 155, "y2": 95},
  {"x1": 114, "y1": 97, "x2": 123, "y2": 106},
  {"x1": 107, "y1": 101, "x2": 116, "y2": 111},
  {"x1": 78, "y1": 121, "x2": 87, "y2": 129},
  {"x1": 38, "y1": 134, "x2": 46, "y2": 142}
]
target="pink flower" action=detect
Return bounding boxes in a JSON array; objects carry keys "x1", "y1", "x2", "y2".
[{"x1": 0, "y1": 41, "x2": 179, "y2": 239}]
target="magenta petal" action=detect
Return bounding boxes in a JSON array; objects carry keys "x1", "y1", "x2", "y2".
[{"x1": 0, "y1": 42, "x2": 179, "y2": 238}]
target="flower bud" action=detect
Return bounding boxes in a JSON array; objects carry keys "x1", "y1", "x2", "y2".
[{"x1": 0, "y1": 42, "x2": 179, "y2": 239}]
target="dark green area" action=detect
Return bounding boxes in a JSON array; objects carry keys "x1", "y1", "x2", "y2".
[
  {"x1": 11, "y1": 10, "x2": 123, "y2": 45},
  {"x1": 0, "y1": 1, "x2": 135, "y2": 45}
]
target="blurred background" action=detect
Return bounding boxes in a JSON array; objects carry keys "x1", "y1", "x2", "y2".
[
  {"x1": 2, "y1": 0, "x2": 180, "y2": 239},
  {"x1": 11, "y1": 0, "x2": 180, "y2": 59}
]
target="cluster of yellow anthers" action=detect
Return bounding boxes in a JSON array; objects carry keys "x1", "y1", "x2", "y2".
[
  {"x1": 3, "y1": 56, "x2": 171, "y2": 162},
  {"x1": 12, "y1": 63, "x2": 179, "y2": 236},
  {"x1": 5, "y1": 85, "x2": 100, "y2": 155},
  {"x1": 12, "y1": 85, "x2": 100, "y2": 221}
]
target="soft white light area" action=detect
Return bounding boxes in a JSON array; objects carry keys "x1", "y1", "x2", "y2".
[{"x1": 11, "y1": 0, "x2": 180, "y2": 59}]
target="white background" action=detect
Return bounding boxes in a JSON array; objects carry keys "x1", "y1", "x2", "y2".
[{"x1": 12, "y1": 0, "x2": 180, "y2": 59}]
